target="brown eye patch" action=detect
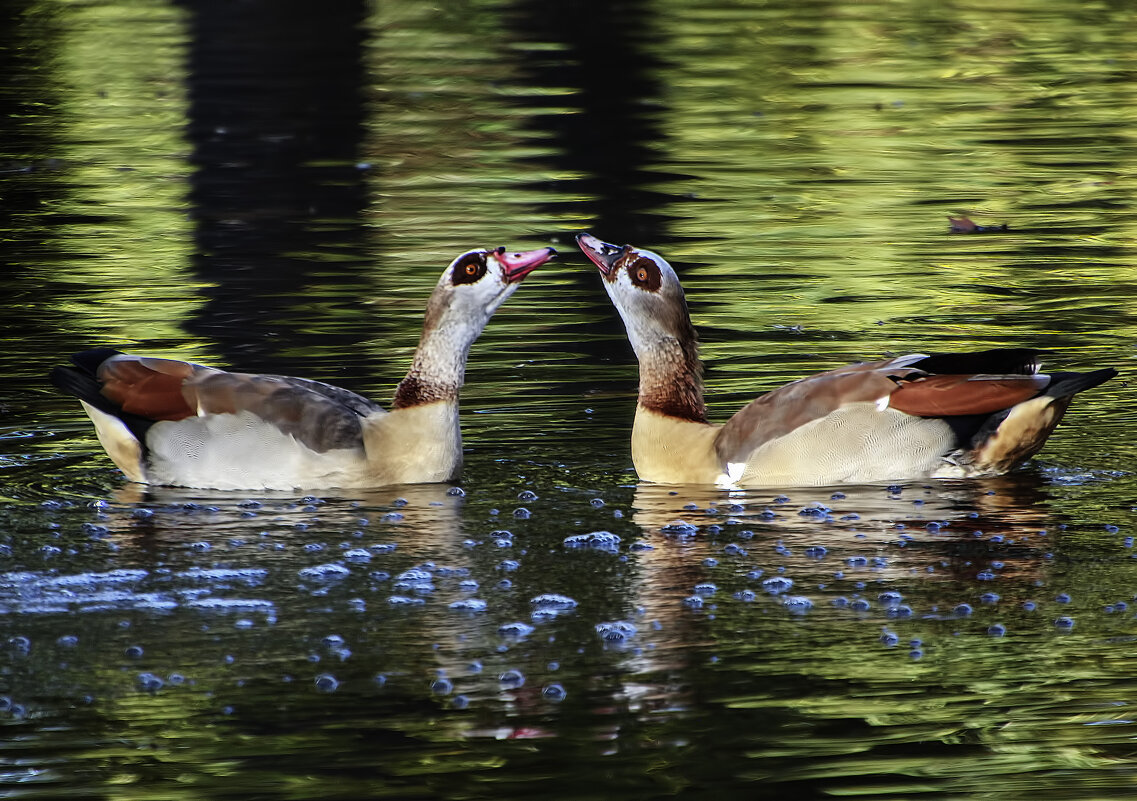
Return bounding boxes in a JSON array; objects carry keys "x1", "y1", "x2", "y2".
[
  {"x1": 451, "y1": 252, "x2": 487, "y2": 285},
  {"x1": 624, "y1": 256, "x2": 662, "y2": 292}
]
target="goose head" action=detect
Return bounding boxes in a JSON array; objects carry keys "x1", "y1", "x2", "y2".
[
  {"x1": 575, "y1": 233, "x2": 695, "y2": 360},
  {"x1": 421, "y1": 246, "x2": 557, "y2": 344}
]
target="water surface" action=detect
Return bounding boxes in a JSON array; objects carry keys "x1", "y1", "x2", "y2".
[{"x1": 2, "y1": 0, "x2": 1136, "y2": 797}]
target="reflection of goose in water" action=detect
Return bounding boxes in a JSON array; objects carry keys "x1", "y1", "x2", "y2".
[
  {"x1": 101, "y1": 482, "x2": 467, "y2": 554},
  {"x1": 577, "y1": 233, "x2": 1116, "y2": 488},
  {"x1": 50, "y1": 246, "x2": 555, "y2": 491},
  {"x1": 618, "y1": 477, "x2": 1059, "y2": 678}
]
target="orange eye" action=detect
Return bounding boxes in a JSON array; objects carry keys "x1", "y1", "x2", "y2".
[
  {"x1": 465, "y1": 263, "x2": 478, "y2": 275},
  {"x1": 636, "y1": 266, "x2": 649, "y2": 282}
]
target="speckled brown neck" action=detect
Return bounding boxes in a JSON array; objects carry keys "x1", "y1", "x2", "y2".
[
  {"x1": 637, "y1": 335, "x2": 707, "y2": 423},
  {"x1": 392, "y1": 311, "x2": 469, "y2": 410},
  {"x1": 392, "y1": 370, "x2": 460, "y2": 408}
]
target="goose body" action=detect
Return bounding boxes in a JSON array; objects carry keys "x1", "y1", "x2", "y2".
[
  {"x1": 52, "y1": 245, "x2": 556, "y2": 490},
  {"x1": 577, "y1": 233, "x2": 1116, "y2": 488}
]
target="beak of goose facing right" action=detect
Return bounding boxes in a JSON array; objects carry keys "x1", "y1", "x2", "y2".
[
  {"x1": 495, "y1": 246, "x2": 557, "y2": 283},
  {"x1": 575, "y1": 233, "x2": 628, "y2": 277}
]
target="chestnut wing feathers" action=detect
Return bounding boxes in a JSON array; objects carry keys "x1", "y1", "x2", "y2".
[
  {"x1": 714, "y1": 349, "x2": 1057, "y2": 468},
  {"x1": 52, "y1": 349, "x2": 382, "y2": 454}
]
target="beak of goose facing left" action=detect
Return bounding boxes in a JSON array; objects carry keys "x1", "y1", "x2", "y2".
[
  {"x1": 495, "y1": 246, "x2": 557, "y2": 283},
  {"x1": 575, "y1": 233, "x2": 630, "y2": 277}
]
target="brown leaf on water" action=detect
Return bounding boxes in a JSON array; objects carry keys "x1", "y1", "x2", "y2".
[{"x1": 949, "y1": 215, "x2": 1009, "y2": 233}]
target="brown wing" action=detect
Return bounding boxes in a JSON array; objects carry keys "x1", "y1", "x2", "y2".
[
  {"x1": 96, "y1": 354, "x2": 379, "y2": 453},
  {"x1": 713, "y1": 351, "x2": 1052, "y2": 466},
  {"x1": 888, "y1": 374, "x2": 1050, "y2": 416},
  {"x1": 714, "y1": 362, "x2": 911, "y2": 465},
  {"x1": 98, "y1": 355, "x2": 200, "y2": 420}
]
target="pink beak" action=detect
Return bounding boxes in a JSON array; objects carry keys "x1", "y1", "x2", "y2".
[
  {"x1": 494, "y1": 246, "x2": 557, "y2": 283},
  {"x1": 575, "y1": 233, "x2": 627, "y2": 277}
]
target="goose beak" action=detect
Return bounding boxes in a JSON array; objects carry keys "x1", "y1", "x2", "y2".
[
  {"x1": 575, "y1": 233, "x2": 628, "y2": 277},
  {"x1": 494, "y1": 246, "x2": 557, "y2": 283}
]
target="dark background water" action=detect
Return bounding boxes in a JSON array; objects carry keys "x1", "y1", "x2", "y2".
[{"x1": 2, "y1": 0, "x2": 1136, "y2": 797}]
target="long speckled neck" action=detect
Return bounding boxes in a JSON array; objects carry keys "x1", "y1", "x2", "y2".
[
  {"x1": 392, "y1": 324, "x2": 473, "y2": 408},
  {"x1": 634, "y1": 331, "x2": 707, "y2": 423}
]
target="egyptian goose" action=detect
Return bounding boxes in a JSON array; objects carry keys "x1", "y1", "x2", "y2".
[
  {"x1": 577, "y1": 233, "x2": 1116, "y2": 487},
  {"x1": 51, "y1": 245, "x2": 556, "y2": 490}
]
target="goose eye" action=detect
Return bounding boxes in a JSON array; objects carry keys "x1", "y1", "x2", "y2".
[
  {"x1": 626, "y1": 257, "x2": 662, "y2": 291},
  {"x1": 452, "y1": 253, "x2": 487, "y2": 285}
]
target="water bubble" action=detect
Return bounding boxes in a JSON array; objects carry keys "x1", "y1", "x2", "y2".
[
  {"x1": 563, "y1": 531, "x2": 621, "y2": 552},
  {"x1": 513, "y1": 508, "x2": 531, "y2": 519},
  {"x1": 136, "y1": 672, "x2": 164, "y2": 692},
  {"x1": 953, "y1": 603, "x2": 974, "y2": 616},
  {"x1": 430, "y1": 678, "x2": 452, "y2": 695},
  {"x1": 590, "y1": 498, "x2": 605, "y2": 508},
  {"x1": 517, "y1": 490, "x2": 539, "y2": 502},
  {"x1": 1055, "y1": 593, "x2": 1072, "y2": 604},
  {"x1": 1054, "y1": 616, "x2": 1075, "y2": 630},
  {"x1": 299, "y1": 563, "x2": 351, "y2": 582},
  {"x1": 762, "y1": 576, "x2": 794, "y2": 595},
  {"x1": 542, "y1": 683, "x2": 567, "y2": 702},
  {"x1": 988, "y1": 623, "x2": 1007, "y2": 637},
  {"x1": 499, "y1": 669, "x2": 526, "y2": 688},
  {"x1": 314, "y1": 674, "x2": 339, "y2": 693},
  {"x1": 498, "y1": 622, "x2": 536, "y2": 639},
  {"x1": 783, "y1": 596, "x2": 813, "y2": 613},
  {"x1": 449, "y1": 599, "x2": 487, "y2": 613},
  {"x1": 595, "y1": 621, "x2": 637, "y2": 643},
  {"x1": 660, "y1": 520, "x2": 698, "y2": 537},
  {"x1": 693, "y1": 583, "x2": 717, "y2": 597},
  {"x1": 447, "y1": 486, "x2": 466, "y2": 497},
  {"x1": 733, "y1": 589, "x2": 757, "y2": 602},
  {"x1": 124, "y1": 645, "x2": 144, "y2": 659},
  {"x1": 530, "y1": 594, "x2": 578, "y2": 611},
  {"x1": 682, "y1": 595, "x2": 705, "y2": 610}
]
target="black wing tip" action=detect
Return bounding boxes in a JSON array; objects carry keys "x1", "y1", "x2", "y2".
[
  {"x1": 913, "y1": 348, "x2": 1046, "y2": 376},
  {"x1": 1045, "y1": 367, "x2": 1118, "y2": 397},
  {"x1": 69, "y1": 347, "x2": 125, "y2": 375}
]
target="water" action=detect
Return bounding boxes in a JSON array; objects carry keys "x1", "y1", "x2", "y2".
[{"x1": 3, "y1": 0, "x2": 1137, "y2": 797}]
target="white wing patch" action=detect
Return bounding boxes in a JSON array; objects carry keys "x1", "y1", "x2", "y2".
[{"x1": 715, "y1": 461, "x2": 746, "y2": 489}]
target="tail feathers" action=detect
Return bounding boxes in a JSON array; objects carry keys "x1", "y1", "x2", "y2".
[
  {"x1": 50, "y1": 351, "x2": 154, "y2": 445},
  {"x1": 965, "y1": 366, "x2": 1116, "y2": 472},
  {"x1": 1043, "y1": 368, "x2": 1117, "y2": 399}
]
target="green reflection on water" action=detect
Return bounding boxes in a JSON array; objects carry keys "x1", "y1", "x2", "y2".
[
  {"x1": 2, "y1": 0, "x2": 1137, "y2": 798},
  {"x1": 40, "y1": 0, "x2": 197, "y2": 346}
]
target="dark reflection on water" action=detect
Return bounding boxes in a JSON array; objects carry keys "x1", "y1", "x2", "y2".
[
  {"x1": 179, "y1": 0, "x2": 376, "y2": 378},
  {"x1": 3, "y1": 0, "x2": 1137, "y2": 797}
]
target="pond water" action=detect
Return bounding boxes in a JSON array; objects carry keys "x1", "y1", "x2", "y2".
[{"x1": 2, "y1": 0, "x2": 1137, "y2": 797}]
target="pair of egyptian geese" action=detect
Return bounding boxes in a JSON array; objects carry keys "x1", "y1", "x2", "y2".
[{"x1": 51, "y1": 234, "x2": 1117, "y2": 492}]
